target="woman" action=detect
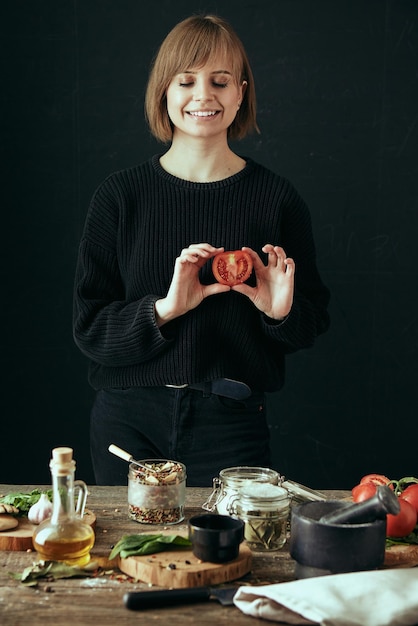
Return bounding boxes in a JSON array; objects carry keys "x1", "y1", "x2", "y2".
[{"x1": 73, "y1": 14, "x2": 330, "y2": 486}]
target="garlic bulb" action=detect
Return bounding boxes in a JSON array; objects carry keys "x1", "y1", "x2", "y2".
[{"x1": 28, "y1": 493, "x2": 53, "y2": 524}]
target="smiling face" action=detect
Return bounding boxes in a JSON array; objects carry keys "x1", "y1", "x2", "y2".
[
  {"x1": 166, "y1": 60, "x2": 247, "y2": 141},
  {"x1": 145, "y1": 15, "x2": 258, "y2": 143}
]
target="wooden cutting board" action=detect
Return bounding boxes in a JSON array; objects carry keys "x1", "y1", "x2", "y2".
[
  {"x1": 384, "y1": 543, "x2": 418, "y2": 568},
  {"x1": 118, "y1": 537, "x2": 252, "y2": 588},
  {"x1": 0, "y1": 509, "x2": 96, "y2": 551}
]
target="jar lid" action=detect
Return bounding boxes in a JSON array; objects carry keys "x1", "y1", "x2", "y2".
[
  {"x1": 239, "y1": 483, "x2": 288, "y2": 500},
  {"x1": 219, "y1": 466, "x2": 280, "y2": 486}
]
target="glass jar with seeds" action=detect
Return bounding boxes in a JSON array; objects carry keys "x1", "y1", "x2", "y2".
[
  {"x1": 128, "y1": 459, "x2": 186, "y2": 524},
  {"x1": 232, "y1": 483, "x2": 290, "y2": 551}
]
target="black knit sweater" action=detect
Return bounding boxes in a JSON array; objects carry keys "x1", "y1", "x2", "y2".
[{"x1": 73, "y1": 155, "x2": 330, "y2": 392}]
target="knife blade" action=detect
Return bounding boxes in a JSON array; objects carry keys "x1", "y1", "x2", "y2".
[{"x1": 124, "y1": 586, "x2": 238, "y2": 610}]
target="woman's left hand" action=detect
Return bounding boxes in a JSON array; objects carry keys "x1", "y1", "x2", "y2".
[{"x1": 232, "y1": 245, "x2": 295, "y2": 320}]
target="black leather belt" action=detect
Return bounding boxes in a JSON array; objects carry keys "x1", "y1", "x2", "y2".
[{"x1": 165, "y1": 378, "x2": 251, "y2": 400}]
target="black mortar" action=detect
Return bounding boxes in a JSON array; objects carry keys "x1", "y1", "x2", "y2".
[{"x1": 289, "y1": 500, "x2": 387, "y2": 579}]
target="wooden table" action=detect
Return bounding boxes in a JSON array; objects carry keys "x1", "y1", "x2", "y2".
[{"x1": 0, "y1": 484, "x2": 346, "y2": 626}]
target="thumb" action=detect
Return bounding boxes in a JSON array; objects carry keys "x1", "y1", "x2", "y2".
[
  {"x1": 203, "y1": 283, "x2": 231, "y2": 298},
  {"x1": 230, "y1": 283, "x2": 254, "y2": 299}
]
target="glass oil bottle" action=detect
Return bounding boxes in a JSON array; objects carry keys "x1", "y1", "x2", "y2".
[{"x1": 32, "y1": 447, "x2": 95, "y2": 566}]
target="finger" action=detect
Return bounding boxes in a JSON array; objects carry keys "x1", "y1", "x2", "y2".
[
  {"x1": 178, "y1": 251, "x2": 202, "y2": 264},
  {"x1": 179, "y1": 244, "x2": 224, "y2": 263},
  {"x1": 261, "y1": 244, "x2": 287, "y2": 255},
  {"x1": 241, "y1": 246, "x2": 265, "y2": 271},
  {"x1": 260, "y1": 244, "x2": 278, "y2": 267},
  {"x1": 262, "y1": 245, "x2": 289, "y2": 269},
  {"x1": 275, "y1": 248, "x2": 287, "y2": 269},
  {"x1": 284, "y1": 257, "x2": 295, "y2": 275},
  {"x1": 185, "y1": 243, "x2": 224, "y2": 254}
]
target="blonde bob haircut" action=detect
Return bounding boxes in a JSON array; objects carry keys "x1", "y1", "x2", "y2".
[{"x1": 145, "y1": 14, "x2": 259, "y2": 143}]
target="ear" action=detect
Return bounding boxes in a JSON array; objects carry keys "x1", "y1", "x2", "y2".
[
  {"x1": 240, "y1": 80, "x2": 248, "y2": 101},
  {"x1": 237, "y1": 80, "x2": 248, "y2": 109}
]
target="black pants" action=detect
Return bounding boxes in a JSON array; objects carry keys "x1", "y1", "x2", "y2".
[{"x1": 90, "y1": 386, "x2": 271, "y2": 487}]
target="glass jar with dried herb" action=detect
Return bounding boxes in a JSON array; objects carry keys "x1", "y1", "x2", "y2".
[{"x1": 233, "y1": 483, "x2": 290, "y2": 551}]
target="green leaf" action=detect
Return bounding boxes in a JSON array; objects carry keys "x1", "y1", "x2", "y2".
[
  {"x1": 109, "y1": 533, "x2": 192, "y2": 560},
  {"x1": 0, "y1": 490, "x2": 53, "y2": 514},
  {"x1": 9, "y1": 561, "x2": 95, "y2": 586},
  {"x1": 109, "y1": 534, "x2": 163, "y2": 560},
  {"x1": 156, "y1": 535, "x2": 192, "y2": 546}
]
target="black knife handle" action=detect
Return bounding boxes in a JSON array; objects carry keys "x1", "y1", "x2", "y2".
[{"x1": 124, "y1": 587, "x2": 211, "y2": 610}]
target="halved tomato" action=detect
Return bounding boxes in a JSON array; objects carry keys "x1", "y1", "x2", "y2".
[
  {"x1": 352, "y1": 482, "x2": 377, "y2": 503},
  {"x1": 212, "y1": 250, "x2": 253, "y2": 286},
  {"x1": 359, "y1": 474, "x2": 392, "y2": 487}
]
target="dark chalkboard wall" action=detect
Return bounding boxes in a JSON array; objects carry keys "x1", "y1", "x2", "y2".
[{"x1": 2, "y1": 0, "x2": 417, "y2": 489}]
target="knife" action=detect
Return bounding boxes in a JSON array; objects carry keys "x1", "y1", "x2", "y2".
[{"x1": 124, "y1": 586, "x2": 238, "y2": 609}]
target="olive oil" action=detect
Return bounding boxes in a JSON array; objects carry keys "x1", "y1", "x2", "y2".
[
  {"x1": 32, "y1": 447, "x2": 95, "y2": 566},
  {"x1": 33, "y1": 521, "x2": 94, "y2": 566}
]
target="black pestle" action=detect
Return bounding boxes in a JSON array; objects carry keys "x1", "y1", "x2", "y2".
[{"x1": 319, "y1": 485, "x2": 400, "y2": 525}]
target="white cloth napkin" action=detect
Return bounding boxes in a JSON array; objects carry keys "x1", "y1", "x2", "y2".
[{"x1": 233, "y1": 568, "x2": 418, "y2": 626}]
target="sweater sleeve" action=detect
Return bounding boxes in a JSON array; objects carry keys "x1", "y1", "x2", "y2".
[
  {"x1": 72, "y1": 179, "x2": 170, "y2": 367},
  {"x1": 260, "y1": 182, "x2": 330, "y2": 353}
]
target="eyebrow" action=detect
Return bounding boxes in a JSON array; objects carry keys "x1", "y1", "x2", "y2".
[{"x1": 181, "y1": 70, "x2": 232, "y2": 76}]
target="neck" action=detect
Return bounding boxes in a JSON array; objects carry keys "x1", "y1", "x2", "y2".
[{"x1": 160, "y1": 137, "x2": 245, "y2": 183}]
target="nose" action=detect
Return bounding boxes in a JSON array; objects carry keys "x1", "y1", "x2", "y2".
[{"x1": 192, "y1": 79, "x2": 214, "y2": 102}]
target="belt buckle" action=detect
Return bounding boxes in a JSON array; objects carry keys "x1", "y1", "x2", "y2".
[{"x1": 165, "y1": 383, "x2": 189, "y2": 389}]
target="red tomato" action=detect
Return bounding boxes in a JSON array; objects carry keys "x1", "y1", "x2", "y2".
[
  {"x1": 399, "y1": 484, "x2": 418, "y2": 516},
  {"x1": 352, "y1": 482, "x2": 377, "y2": 502},
  {"x1": 212, "y1": 250, "x2": 253, "y2": 286},
  {"x1": 359, "y1": 474, "x2": 392, "y2": 488},
  {"x1": 386, "y1": 499, "x2": 417, "y2": 538}
]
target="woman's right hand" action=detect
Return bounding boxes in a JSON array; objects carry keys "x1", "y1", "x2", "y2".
[{"x1": 155, "y1": 243, "x2": 230, "y2": 326}]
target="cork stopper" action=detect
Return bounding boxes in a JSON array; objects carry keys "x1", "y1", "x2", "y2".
[{"x1": 50, "y1": 447, "x2": 76, "y2": 474}]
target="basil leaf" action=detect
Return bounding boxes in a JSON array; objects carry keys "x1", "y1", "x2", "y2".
[
  {"x1": 110, "y1": 534, "x2": 192, "y2": 560},
  {"x1": 155, "y1": 535, "x2": 191, "y2": 546},
  {"x1": 109, "y1": 534, "x2": 163, "y2": 560},
  {"x1": 0, "y1": 490, "x2": 53, "y2": 514}
]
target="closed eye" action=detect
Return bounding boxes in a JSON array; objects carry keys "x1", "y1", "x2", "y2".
[{"x1": 178, "y1": 81, "x2": 229, "y2": 88}]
